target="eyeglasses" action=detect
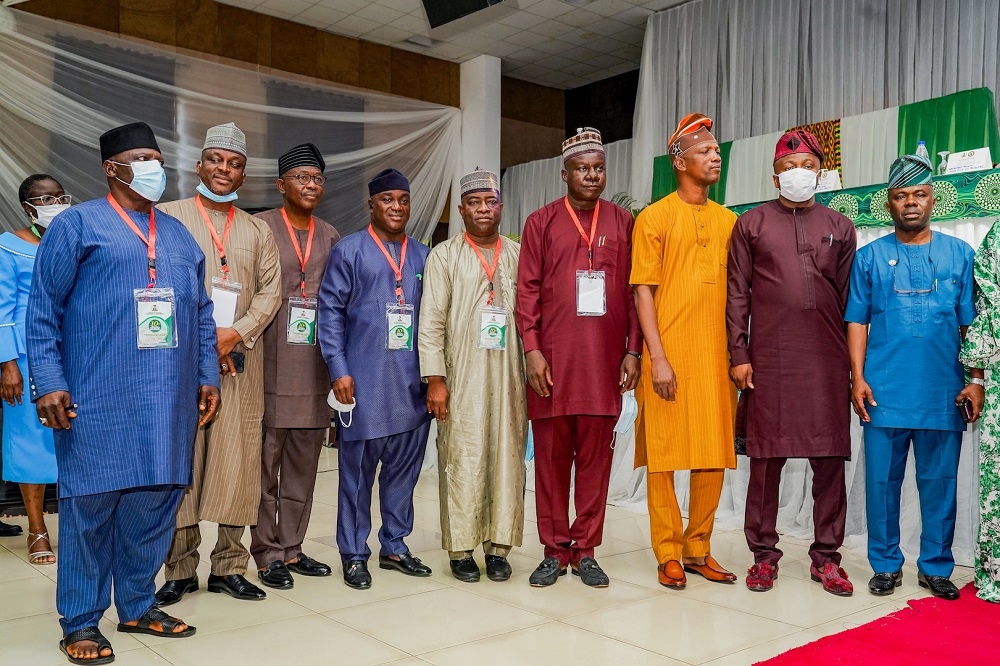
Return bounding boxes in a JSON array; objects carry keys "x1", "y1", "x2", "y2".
[
  {"x1": 891, "y1": 235, "x2": 937, "y2": 295},
  {"x1": 26, "y1": 194, "x2": 72, "y2": 206},
  {"x1": 283, "y1": 174, "x2": 326, "y2": 186}
]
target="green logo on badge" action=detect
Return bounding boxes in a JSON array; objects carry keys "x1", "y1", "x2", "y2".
[{"x1": 149, "y1": 319, "x2": 163, "y2": 333}]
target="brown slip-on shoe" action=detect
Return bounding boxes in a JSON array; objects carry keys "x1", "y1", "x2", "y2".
[
  {"x1": 684, "y1": 555, "x2": 737, "y2": 584},
  {"x1": 657, "y1": 560, "x2": 686, "y2": 589}
]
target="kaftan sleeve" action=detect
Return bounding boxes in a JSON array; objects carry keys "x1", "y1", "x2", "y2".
[
  {"x1": 844, "y1": 247, "x2": 872, "y2": 325},
  {"x1": 726, "y1": 216, "x2": 753, "y2": 366},
  {"x1": 515, "y1": 211, "x2": 544, "y2": 353},
  {"x1": 0, "y1": 250, "x2": 23, "y2": 364},
  {"x1": 318, "y1": 243, "x2": 352, "y2": 381},
  {"x1": 960, "y1": 222, "x2": 1000, "y2": 367},
  {"x1": 630, "y1": 207, "x2": 662, "y2": 286},
  {"x1": 26, "y1": 209, "x2": 84, "y2": 400},
  {"x1": 620, "y1": 211, "x2": 643, "y2": 354},
  {"x1": 232, "y1": 223, "x2": 282, "y2": 349},
  {"x1": 195, "y1": 250, "x2": 220, "y2": 388},
  {"x1": 836, "y1": 221, "x2": 858, "y2": 312},
  {"x1": 417, "y1": 244, "x2": 451, "y2": 380}
]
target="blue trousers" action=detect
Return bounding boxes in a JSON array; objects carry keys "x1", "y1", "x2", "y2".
[
  {"x1": 57, "y1": 486, "x2": 184, "y2": 635},
  {"x1": 336, "y1": 422, "x2": 430, "y2": 563},
  {"x1": 864, "y1": 427, "x2": 962, "y2": 577}
]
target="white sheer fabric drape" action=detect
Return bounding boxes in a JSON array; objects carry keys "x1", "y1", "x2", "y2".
[
  {"x1": 631, "y1": 0, "x2": 1000, "y2": 202},
  {"x1": 500, "y1": 139, "x2": 633, "y2": 236},
  {"x1": 0, "y1": 8, "x2": 461, "y2": 239}
]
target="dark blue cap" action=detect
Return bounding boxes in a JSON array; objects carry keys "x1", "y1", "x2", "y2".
[{"x1": 368, "y1": 168, "x2": 409, "y2": 197}]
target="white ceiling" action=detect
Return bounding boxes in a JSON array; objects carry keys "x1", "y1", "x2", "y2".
[{"x1": 215, "y1": 0, "x2": 687, "y2": 89}]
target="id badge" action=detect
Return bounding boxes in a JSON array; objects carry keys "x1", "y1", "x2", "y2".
[
  {"x1": 479, "y1": 306, "x2": 507, "y2": 350},
  {"x1": 134, "y1": 287, "x2": 178, "y2": 349},
  {"x1": 386, "y1": 303, "x2": 414, "y2": 351},
  {"x1": 576, "y1": 270, "x2": 606, "y2": 316},
  {"x1": 287, "y1": 297, "x2": 318, "y2": 345},
  {"x1": 210, "y1": 277, "x2": 242, "y2": 328}
]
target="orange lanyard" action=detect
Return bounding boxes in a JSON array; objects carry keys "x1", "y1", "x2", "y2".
[
  {"x1": 196, "y1": 196, "x2": 235, "y2": 279},
  {"x1": 368, "y1": 224, "x2": 408, "y2": 305},
  {"x1": 464, "y1": 233, "x2": 502, "y2": 305},
  {"x1": 281, "y1": 208, "x2": 315, "y2": 298},
  {"x1": 107, "y1": 193, "x2": 157, "y2": 288},
  {"x1": 564, "y1": 196, "x2": 600, "y2": 272}
]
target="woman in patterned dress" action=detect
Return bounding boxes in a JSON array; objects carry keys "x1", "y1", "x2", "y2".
[{"x1": 959, "y1": 221, "x2": 1000, "y2": 603}]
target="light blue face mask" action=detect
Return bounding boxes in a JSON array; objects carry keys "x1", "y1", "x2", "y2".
[
  {"x1": 614, "y1": 389, "x2": 639, "y2": 434},
  {"x1": 196, "y1": 180, "x2": 239, "y2": 203},
  {"x1": 113, "y1": 160, "x2": 167, "y2": 202}
]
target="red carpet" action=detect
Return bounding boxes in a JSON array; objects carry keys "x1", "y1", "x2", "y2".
[{"x1": 758, "y1": 583, "x2": 1000, "y2": 665}]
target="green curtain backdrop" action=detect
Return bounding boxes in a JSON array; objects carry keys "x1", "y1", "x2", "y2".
[
  {"x1": 897, "y1": 88, "x2": 1000, "y2": 172},
  {"x1": 650, "y1": 140, "x2": 732, "y2": 204}
]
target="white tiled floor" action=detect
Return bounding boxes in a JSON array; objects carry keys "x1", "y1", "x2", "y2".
[{"x1": 0, "y1": 448, "x2": 972, "y2": 665}]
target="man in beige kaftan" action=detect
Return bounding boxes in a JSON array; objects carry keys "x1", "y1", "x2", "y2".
[
  {"x1": 155, "y1": 124, "x2": 282, "y2": 604},
  {"x1": 419, "y1": 168, "x2": 527, "y2": 583}
]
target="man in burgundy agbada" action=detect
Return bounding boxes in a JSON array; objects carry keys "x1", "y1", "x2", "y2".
[
  {"x1": 727, "y1": 130, "x2": 856, "y2": 596},
  {"x1": 516, "y1": 127, "x2": 642, "y2": 588}
]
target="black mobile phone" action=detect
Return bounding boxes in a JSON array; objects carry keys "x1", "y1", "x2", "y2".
[
  {"x1": 960, "y1": 398, "x2": 974, "y2": 423},
  {"x1": 229, "y1": 351, "x2": 245, "y2": 374}
]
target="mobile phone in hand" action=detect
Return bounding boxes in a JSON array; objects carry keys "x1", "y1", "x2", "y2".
[{"x1": 960, "y1": 398, "x2": 974, "y2": 423}]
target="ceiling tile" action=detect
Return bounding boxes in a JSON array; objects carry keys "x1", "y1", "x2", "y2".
[
  {"x1": 295, "y1": 5, "x2": 348, "y2": 28},
  {"x1": 535, "y1": 53, "x2": 576, "y2": 70},
  {"x1": 643, "y1": 0, "x2": 687, "y2": 10},
  {"x1": 527, "y1": 20, "x2": 573, "y2": 39},
  {"x1": 498, "y1": 11, "x2": 546, "y2": 30},
  {"x1": 320, "y1": 0, "x2": 369, "y2": 12},
  {"x1": 354, "y1": 3, "x2": 405, "y2": 24},
  {"x1": 505, "y1": 30, "x2": 547, "y2": 48},
  {"x1": 616, "y1": 5, "x2": 655, "y2": 25},
  {"x1": 425, "y1": 42, "x2": 475, "y2": 60},
  {"x1": 330, "y1": 14, "x2": 381, "y2": 37},
  {"x1": 470, "y1": 22, "x2": 522, "y2": 41},
  {"x1": 379, "y1": 0, "x2": 424, "y2": 12},
  {"x1": 523, "y1": 0, "x2": 573, "y2": 20},
  {"x1": 558, "y1": 8, "x2": 604, "y2": 28},
  {"x1": 582, "y1": 18, "x2": 631, "y2": 37},
  {"x1": 363, "y1": 25, "x2": 410, "y2": 44},
  {"x1": 388, "y1": 12, "x2": 430, "y2": 34}
]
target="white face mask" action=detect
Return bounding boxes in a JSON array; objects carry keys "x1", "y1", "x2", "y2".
[
  {"x1": 777, "y1": 168, "x2": 820, "y2": 202},
  {"x1": 26, "y1": 203, "x2": 70, "y2": 228},
  {"x1": 112, "y1": 159, "x2": 167, "y2": 203},
  {"x1": 327, "y1": 390, "x2": 356, "y2": 429},
  {"x1": 614, "y1": 390, "x2": 639, "y2": 434}
]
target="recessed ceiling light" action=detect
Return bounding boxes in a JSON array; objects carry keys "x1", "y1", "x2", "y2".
[{"x1": 404, "y1": 35, "x2": 441, "y2": 48}]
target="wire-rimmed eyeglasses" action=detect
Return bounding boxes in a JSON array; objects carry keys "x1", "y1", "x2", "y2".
[{"x1": 282, "y1": 174, "x2": 327, "y2": 186}]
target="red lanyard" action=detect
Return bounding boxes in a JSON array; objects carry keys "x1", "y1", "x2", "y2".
[
  {"x1": 196, "y1": 196, "x2": 235, "y2": 279},
  {"x1": 368, "y1": 224, "x2": 408, "y2": 305},
  {"x1": 464, "y1": 233, "x2": 502, "y2": 305},
  {"x1": 281, "y1": 208, "x2": 315, "y2": 298},
  {"x1": 107, "y1": 193, "x2": 157, "y2": 288},
  {"x1": 564, "y1": 196, "x2": 600, "y2": 272}
]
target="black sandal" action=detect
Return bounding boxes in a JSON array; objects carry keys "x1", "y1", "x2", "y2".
[
  {"x1": 59, "y1": 626, "x2": 115, "y2": 665},
  {"x1": 116, "y1": 607, "x2": 196, "y2": 638}
]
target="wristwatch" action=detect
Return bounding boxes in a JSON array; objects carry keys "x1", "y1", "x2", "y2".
[
  {"x1": 626, "y1": 350, "x2": 641, "y2": 359},
  {"x1": 969, "y1": 378, "x2": 986, "y2": 387}
]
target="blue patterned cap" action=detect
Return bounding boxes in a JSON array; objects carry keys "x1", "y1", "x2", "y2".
[{"x1": 888, "y1": 154, "x2": 933, "y2": 189}]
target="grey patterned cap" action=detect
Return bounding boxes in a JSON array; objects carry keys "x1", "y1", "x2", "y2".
[{"x1": 203, "y1": 122, "x2": 247, "y2": 158}]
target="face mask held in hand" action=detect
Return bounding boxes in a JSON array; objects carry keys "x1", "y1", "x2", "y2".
[{"x1": 777, "y1": 167, "x2": 820, "y2": 203}]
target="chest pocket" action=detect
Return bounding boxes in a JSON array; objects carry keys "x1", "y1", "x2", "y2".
[
  {"x1": 168, "y1": 254, "x2": 201, "y2": 305},
  {"x1": 815, "y1": 238, "x2": 842, "y2": 279},
  {"x1": 595, "y1": 238, "x2": 619, "y2": 276},
  {"x1": 931, "y1": 275, "x2": 960, "y2": 324}
]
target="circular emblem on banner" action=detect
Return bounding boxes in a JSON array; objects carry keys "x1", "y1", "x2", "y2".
[
  {"x1": 828, "y1": 193, "x2": 859, "y2": 220},
  {"x1": 932, "y1": 181, "x2": 959, "y2": 217},
  {"x1": 975, "y1": 173, "x2": 1000, "y2": 211},
  {"x1": 869, "y1": 188, "x2": 892, "y2": 223}
]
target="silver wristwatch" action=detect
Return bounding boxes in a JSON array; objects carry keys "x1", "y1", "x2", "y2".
[{"x1": 969, "y1": 378, "x2": 986, "y2": 387}]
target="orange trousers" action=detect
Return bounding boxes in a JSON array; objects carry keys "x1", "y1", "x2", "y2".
[{"x1": 647, "y1": 469, "x2": 724, "y2": 564}]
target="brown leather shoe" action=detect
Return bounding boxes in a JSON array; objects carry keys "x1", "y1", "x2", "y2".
[
  {"x1": 684, "y1": 555, "x2": 737, "y2": 584},
  {"x1": 657, "y1": 560, "x2": 686, "y2": 589}
]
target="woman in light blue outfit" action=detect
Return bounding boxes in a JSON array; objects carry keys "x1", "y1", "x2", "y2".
[{"x1": 0, "y1": 174, "x2": 69, "y2": 564}]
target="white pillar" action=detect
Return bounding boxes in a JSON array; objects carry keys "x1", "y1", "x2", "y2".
[{"x1": 450, "y1": 54, "x2": 501, "y2": 236}]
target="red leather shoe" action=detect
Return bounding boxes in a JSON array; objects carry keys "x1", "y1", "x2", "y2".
[
  {"x1": 746, "y1": 562, "x2": 778, "y2": 591},
  {"x1": 810, "y1": 562, "x2": 853, "y2": 596}
]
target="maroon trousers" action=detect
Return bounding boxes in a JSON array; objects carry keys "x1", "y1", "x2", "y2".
[
  {"x1": 532, "y1": 415, "x2": 615, "y2": 566},
  {"x1": 744, "y1": 456, "x2": 847, "y2": 569}
]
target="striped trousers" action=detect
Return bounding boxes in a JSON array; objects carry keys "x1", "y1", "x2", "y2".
[
  {"x1": 647, "y1": 469, "x2": 724, "y2": 564},
  {"x1": 57, "y1": 486, "x2": 183, "y2": 635}
]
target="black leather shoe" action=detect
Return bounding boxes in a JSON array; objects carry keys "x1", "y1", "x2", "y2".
[
  {"x1": 258, "y1": 561, "x2": 294, "y2": 589},
  {"x1": 918, "y1": 572, "x2": 960, "y2": 600},
  {"x1": 529, "y1": 557, "x2": 566, "y2": 587},
  {"x1": 379, "y1": 552, "x2": 432, "y2": 577},
  {"x1": 286, "y1": 553, "x2": 332, "y2": 577},
  {"x1": 868, "y1": 571, "x2": 902, "y2": 596},
  {"x1": 572, "y1": 557, "x2": 610, "y2": 588},
  {"x1": 0, "y1": 520, "x2": 23, "y2": 537},
  {"x1": 450, "y1": 557, "x2": 481, "y2": 582},
  {"x1": 485, "y1": 555, "x2": 512, "y2": 582},
  {"x1": 343, "y1": 560, "x2": 372, "y2": 589},
  {"x1": 155, "y1": 576, "x2": 199, "y2": 607},
  {"x1": 206, "y1": 574, "x2": 267, "y2": 600}
]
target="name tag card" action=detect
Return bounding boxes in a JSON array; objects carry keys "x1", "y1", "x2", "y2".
[
  {"x1": 479, "y1": 306, "x2": 507, "y2": 350},
  {"x1": 946, "y1": 147, "x2": 993, "y2": 174},
  {"x1": 386, "y1": 303, "x2": 414, "y2": 351},
  {"x1": 577, "y1": 270, "x2": 606, "y2": 316},
  {"x1": 286, "y1": 296, "x2": 317, "y2": 345},
  {"x1": 210, "y1": 277, "x2": 241, "y2": 328},
  {"x1": 134, "y1": 287, "x2": 177, "y2": 349}
]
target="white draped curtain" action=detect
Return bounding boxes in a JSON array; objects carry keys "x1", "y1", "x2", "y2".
[
  {"x1": 0, "y1": 8, "x2": 461, "y2": 239},
  {"x1": 631, "y1": 0, "x2": 1000, "y2": 202}
]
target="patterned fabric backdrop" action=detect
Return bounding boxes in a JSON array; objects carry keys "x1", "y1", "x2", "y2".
[{"x1": 789, "y1": 119, "x2": 843, "y2": 176}]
